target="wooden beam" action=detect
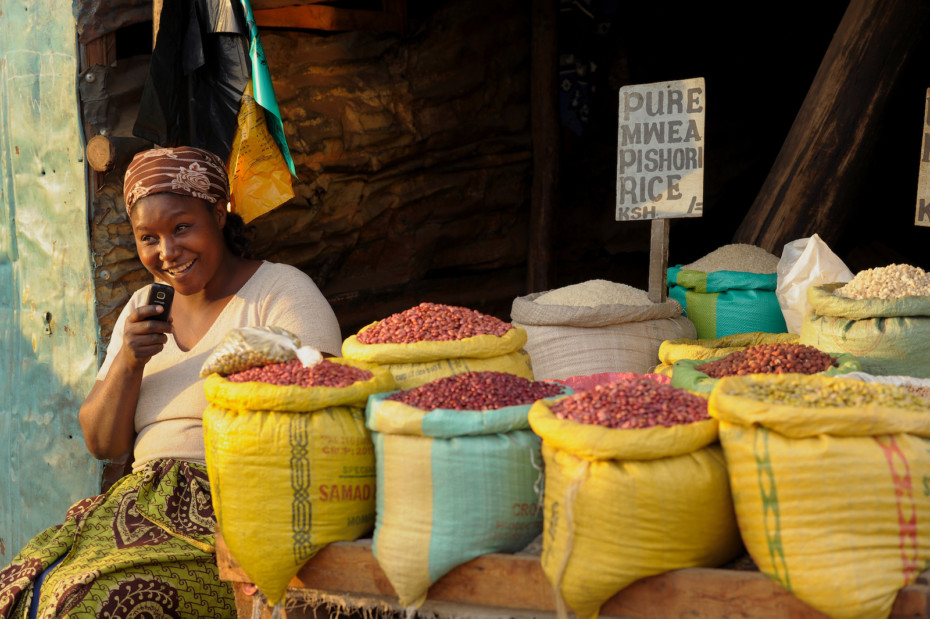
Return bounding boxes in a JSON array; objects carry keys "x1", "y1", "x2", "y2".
[
  {"x1": 216, "y1": 534, "x2": 930, "y2": 619},
  {"x1": 648, "y1": 219, "x2": 670, "y2": 303},
  {"x1": 527, "y1": 0, "x2": 559, "y2": 293},
  {"x1": 253, "y1": 5, "x2": 404, "y2": 33},
  {"x1": 733, "y1": 0, "x2": 930, "y2": 253}
]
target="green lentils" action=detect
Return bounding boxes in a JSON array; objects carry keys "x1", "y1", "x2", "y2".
[{"x1": 727, "y1": 377, "x2": 930, "y2": 411}]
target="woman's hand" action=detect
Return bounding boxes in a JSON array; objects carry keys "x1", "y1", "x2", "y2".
[{"x1": 121, "y1": 303, "x2": 174, "y2": 369}]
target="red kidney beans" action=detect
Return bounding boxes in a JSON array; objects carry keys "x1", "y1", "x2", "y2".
[
  {"x1": 356, "y1": 302, "x2": 513, "y2": 344},
  {"x1": 227, "y1": 358, "x2": 373, "y2": 388},
  {"x1": 386, "y1": 371, "x2": 565, "y2": 411},
  {"x1": 695, "y1": 343, "x2": 838, "y2": 378},
  {"x1": 550, "y1": 376, "x2": 709, "y2": 429}
]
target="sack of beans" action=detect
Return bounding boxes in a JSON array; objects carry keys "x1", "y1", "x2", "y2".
[
  {"x1": 670, "y1": 342, "x2": 861, "y2": 395},
  {"x1": 367, "y1": 371, "x2": 568, "y2": 607},
  {"x1": 668, "y1": 244, "x2": 788, "y2": 339},
  {"x1": 510, "y1": 280, "x2": 695, "y2": 380},
  {"x1": 709, "y1": 373, "x2": 930, "y2": 619},
  {"x1": 528, "y1": 376, "x2": 742, "y2": 619},
  {"x1": 203, "y1": 357, "x2": 395, "y2": 608},
  {"x1": 800, "y1": 265, "x2": 930, "y2": 377},
  {"x1": 652, "y1": 331, "x2": 799, "y2": 375},
  {"x1": 342, "y1": 302, "x2": 533, "y2": 389}
]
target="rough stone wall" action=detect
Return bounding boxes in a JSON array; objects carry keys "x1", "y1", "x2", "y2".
[{"x1": 252, "y1": 0, "x2": 533, "y2": 335}]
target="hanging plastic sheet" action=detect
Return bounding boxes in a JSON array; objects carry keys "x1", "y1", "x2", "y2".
[{"x1": 133, "y1": 0, "x2": 251, "y2": 162}]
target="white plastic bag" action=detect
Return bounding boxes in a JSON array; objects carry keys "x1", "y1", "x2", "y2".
[{"x1": 776, "y1": 234, "x2": 854, "y2": 334}]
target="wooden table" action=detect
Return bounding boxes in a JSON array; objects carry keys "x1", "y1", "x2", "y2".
[{"x1": 215, "y1": 533, "x2": 930, "y2": 618}]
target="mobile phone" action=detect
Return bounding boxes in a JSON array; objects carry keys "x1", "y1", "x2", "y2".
[{"x1": 146, "y1": 283, "x2": 174, "y2": 321}]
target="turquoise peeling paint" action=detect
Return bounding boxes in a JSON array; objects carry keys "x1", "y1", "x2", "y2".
[{"x1": 0, "y1": 1, "x2": 102, "y2": 562}]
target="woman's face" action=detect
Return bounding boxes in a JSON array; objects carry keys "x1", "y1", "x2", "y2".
[{"x1": 130, "y1": 192, "x2": 228, "y2": 296}]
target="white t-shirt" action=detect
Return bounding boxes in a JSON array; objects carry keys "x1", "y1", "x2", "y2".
[{"x1": 97, "y1": 261, "x2": 343, "y2": 472}]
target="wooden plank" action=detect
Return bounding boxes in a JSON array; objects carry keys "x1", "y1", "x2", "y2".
[
  {"x1": 648, "y1": 218, "x2": 669, "y2": 303},
  {"x1": 733, "y1": 0, "x2": 930, "y2": 252},
  {"x1": 253, "y1": 5, "x2": 404, "y2": 33},
  {"x1": 527, "y1": 0, "x2": 558, "y2": 293},
  {"x1": 215, "y1": 534, "x2": 930, "y2": 618}
]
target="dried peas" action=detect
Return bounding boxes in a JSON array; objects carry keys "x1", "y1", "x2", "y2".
[
  {"x1": 834, "y1": 264, "x2": 930, "y2": 300},
  {"x1": 722, "y1": 376, "x2": 930, "y2": 411},
  {"x1": 550, "y1": 376, "x2": 709, "y2": 429},
  {"x1": 695, "y1": 343, "x2": 837, "y2": 378},
  {"x1": 387, "y1": 371, "x2": 564, "y2": 411},
  {"x1": 357, "y1": 302, "x2": 513, "y2": 344}
]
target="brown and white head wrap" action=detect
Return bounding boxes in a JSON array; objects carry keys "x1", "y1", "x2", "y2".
[{"x1": 123, "y1": 146, "x2": 229, "y2": 215}]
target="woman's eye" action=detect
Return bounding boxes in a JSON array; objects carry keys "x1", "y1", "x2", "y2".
[{"x1": 175, "y1": 224, "x2": 190, "y2": 233}]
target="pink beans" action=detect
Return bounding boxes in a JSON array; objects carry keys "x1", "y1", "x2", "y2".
[
  {"x1": 695, "y1": 343, "x2": 837, "y2": 378},
  {"x1": 387, "y1": 371, "x2": 565, "y2": 411},
  {"x1": 227, "y1": 359, "x2": 373, "y2": 388},
  {"x1": 356, "y1": 302, "x2": 513, "y2": 344},
  {"x1": 550, "y1": 376, "x2": 709, "y2": 429}
]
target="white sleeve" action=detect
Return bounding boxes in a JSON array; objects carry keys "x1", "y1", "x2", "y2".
[
  {"x1": 259, "y1": 265, "x2": 344, "y2": 357},
  {"x1": 95, "y1": 286, "x2": 147, "y2": 380}
]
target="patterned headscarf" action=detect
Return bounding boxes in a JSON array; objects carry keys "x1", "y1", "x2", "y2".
[{"x1": 123, "y1": 146, "x2": 229, "y2": 215}]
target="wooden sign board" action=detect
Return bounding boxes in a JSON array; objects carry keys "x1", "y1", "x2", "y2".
[
  {"x1": 616, "y1": 78, "x2": 705, "y2": 221},
  {"x1": 916, "y1": 87, "x2": 930, "y2": 227}
]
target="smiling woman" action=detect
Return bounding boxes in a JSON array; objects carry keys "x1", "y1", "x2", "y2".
[{"x1": 0, "y1": 146, "x2": 343, "y2": 619}]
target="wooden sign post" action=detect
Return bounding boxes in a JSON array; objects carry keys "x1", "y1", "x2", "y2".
[
  {"x1": 915, "y1": 88, "x2": 930, "y2": 227},
  {"x1": 616, "y1": 78, "x2": 706, "y2": 302}
]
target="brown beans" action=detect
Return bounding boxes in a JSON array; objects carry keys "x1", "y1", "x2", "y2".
[
  {"x1": 227, "y1": 359, "x2": 373, "y2": 388},
  {"x1": 550, "y1": 376, "x2": 709, "y2": 429},
  {"x1": 356, "y1": 303, "x2": 513, "y2": 344},
  {"x1": 387, "y1": 371, "x2": 565, "y2": 411},
  {"x1": 695, "y1": 343, "x2": 837, "y2": 378}
]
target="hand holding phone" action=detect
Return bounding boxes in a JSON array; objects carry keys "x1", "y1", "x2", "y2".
[{"x1": 146, "y1": 283, "x2": 175, "y2": 321}]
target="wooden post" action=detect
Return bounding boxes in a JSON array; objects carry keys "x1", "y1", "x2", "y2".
[
  {"x1": 527, "y1": 0, "x2": 558, "y2": 293},
  {"x1": 733, "y1": 0, "x2": 930, "y2": 252},
  {"x1": 648, "y1": 219, "x2": 670, "y2": 303}
]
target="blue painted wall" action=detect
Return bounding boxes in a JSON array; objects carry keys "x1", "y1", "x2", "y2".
[{"x1": 0, "y1": 0, "x2": 102, "y2": 562}]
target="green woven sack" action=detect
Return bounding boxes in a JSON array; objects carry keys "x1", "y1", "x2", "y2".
[
  {"x1": 800, "y1": 283, "x2": 930, "y2": 377},
  {"x1": 670, "y1": 352, "x2": 862, "y2": 394},
  {"x1": 667, "y1": 266, "x2": 787, "y2": 339}
]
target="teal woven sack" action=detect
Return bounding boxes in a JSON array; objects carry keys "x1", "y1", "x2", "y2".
[
  {"x1": 667, "y1": 266, "x2": 787, "y2": 339},
  {"x1": 365, "y1": 387, "x2": 570, "y2": 607},
  {"x1": 670, "y1": 352, "x2": 862, "y2": 394},
  {"x1": 800, "y1": 283, "x2": 930, "y2": 377}
]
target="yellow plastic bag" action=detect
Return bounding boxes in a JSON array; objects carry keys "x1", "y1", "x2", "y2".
[
  {"x1": 203, "y1": 359, "x2": 395, "y2": 606},
  {"x1": 343, "y1": 324, "x2": 533, "y2": 389},
  {"x1": 709, "y1": 374, "x2": 930, "y2": 619},
  {"x1": 528, "y1": 400, "x2": 741, "y2": 619},
  {"x1": 227, "y1": 82, "x2": 295, "y2": 223}
]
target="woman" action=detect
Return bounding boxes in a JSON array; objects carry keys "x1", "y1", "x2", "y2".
[{"x1": 0, "y1": 146, "x2": 343, "y2": 618}]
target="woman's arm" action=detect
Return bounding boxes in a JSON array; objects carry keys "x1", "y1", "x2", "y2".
[{"x1": 78, "y1": 303, "x2": 172, "y2": 459}]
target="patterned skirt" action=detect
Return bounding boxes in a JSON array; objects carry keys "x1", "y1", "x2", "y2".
[{"x1": 0, "y1": 459, "x2": 236, "y2": 618}]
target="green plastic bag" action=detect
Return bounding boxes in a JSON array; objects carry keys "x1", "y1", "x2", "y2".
[
  {"x1": 800, "y1": 283, "x2": 930, "y2": 377},
  {"x1": 667, "y1": 266, "x2": 787, "y2": 339}
]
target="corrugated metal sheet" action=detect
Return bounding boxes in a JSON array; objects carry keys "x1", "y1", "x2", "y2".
[{"x1": 0, "y1": 0, "x2": 102, "y2": 562}]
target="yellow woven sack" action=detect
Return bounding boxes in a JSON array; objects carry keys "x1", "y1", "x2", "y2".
[
  {"x1": 343, "y1": 324, "x2": 533, "y2": 388},
  {"x1": 203, "y1": 359, "x2": 395, "y2": 606},
  {"x1": 528, "y1": 400, "x2": 742, "y2": 619},
  {"x1": 709, "y1": 374, "x2": 930, "y2": 619},
  {"x1": 653, "y1": 331, "x2": 799, "y2": 374}
]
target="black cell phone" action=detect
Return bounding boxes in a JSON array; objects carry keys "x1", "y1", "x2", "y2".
[{"x1": 146, "y1": 283, "x2": 174, "y2": 321}]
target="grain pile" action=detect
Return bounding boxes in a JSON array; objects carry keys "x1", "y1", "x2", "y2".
[
  {"x1": 534, "y1": 279, "x2": 652, "y2": 307},
  {"x1": 834, "y1": 264, "x2": 930, "y2": 300},
  {"x1": 682, "y1": 244, "x2": 779, "y2": 274}
]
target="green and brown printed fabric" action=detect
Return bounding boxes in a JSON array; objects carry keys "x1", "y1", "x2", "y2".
[{"x1": 0, "y1": 460, "x2": 235, "y2": 618}]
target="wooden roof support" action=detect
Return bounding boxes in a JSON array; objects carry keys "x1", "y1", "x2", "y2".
[
  {"x1": 528, "y1": 0, "x2": 559, "y2": 293},
  {"x1": 733, "y1": 0, "x2": 930, "y2": 253}
]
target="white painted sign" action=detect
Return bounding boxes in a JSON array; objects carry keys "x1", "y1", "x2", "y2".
[
  {"x1": 616, "y1": 78, "x2": 705, "y2": 221},
  {"x1": 915, "y1": 88, "x2": 930, "y2": 227}
]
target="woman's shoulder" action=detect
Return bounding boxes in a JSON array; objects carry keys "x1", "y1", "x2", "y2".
[{"x1": 250, "y1": 261, "x2": 322, "y2": 292}]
